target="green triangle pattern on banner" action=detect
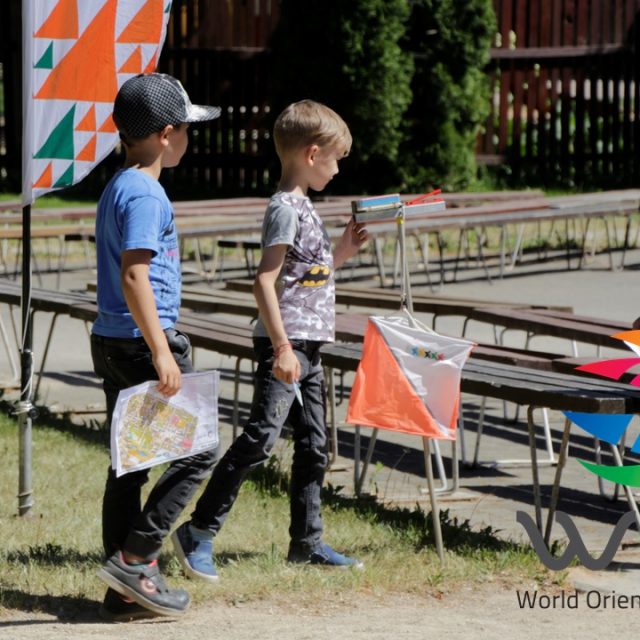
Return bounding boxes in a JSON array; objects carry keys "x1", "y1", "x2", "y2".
[
  {"x1": 34, "y1": 105, "x2": 76, "y2": 159},
  {"x1": 35, "y1": 43, "x2": 54, "y2": 69},
  {"x1": 53, "y1": 163, "x2": 74, "y2": 188},
  {"x1": 165, "y1": 2, "x2": 171, "y2": 13}
]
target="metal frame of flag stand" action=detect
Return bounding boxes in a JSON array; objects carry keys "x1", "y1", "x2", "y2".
[{"x1": 349, "y1": 194, "x2": 449, "y2": 564}]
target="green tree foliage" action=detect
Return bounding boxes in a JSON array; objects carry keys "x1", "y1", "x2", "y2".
[
  {"x1": 268, "y1": 0, "x2": 413, "y2": 194},
  {"x1": 401, "y1": 0, "x2": 496, "y2": 191}
]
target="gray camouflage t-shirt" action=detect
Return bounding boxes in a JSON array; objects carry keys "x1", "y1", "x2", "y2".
[{"x1": 253, "y1": 191, "x2": 335, "y2": 342}]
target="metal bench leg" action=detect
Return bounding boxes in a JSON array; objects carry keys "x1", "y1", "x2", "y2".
[
  {"x1": 508, "y1": 223, "x2": 526, "y2": 270},
  {"x1": 0, "y1": 311, "x2": 19, "y2": 381},
  {"x1": 451, "y1": 437, "x2": 459, "y2": 493},
  {"x1": 451, "y1": 229, "x2": 466, "y2": 282},
  {"x1": 498, "y1": 225, "x2": 506, "y2": 278},
  {"x1": 594, "y1": 437, "x2": 621, "y2": 502},
  {"x1": 353, "y1": 427, "x2": 378, "y2": 496},
  {"x1": 83, "y1": 237, "x2": 93, "y2": 270},
  {"x1": 543, "y1": 415, "x2": 572, "y2": 545},
  {"x1": 373, "y1": 237, "x2": 387, "y2": 286},
  {"x1": 619, "y1": 216, "x2": 631, "y2": 270},
  {"x1": 577, "y1": 217, "x2": 592, "y2": 269},
  {"x1": 475, "y1": 226, "x2": 492, "y2": 284},
  {"x1": 457, "y1": 406, "x2": 467, "y2": 466},
  {"x1": 435, "y1": 232, "x2": 446, "y2": 287},
  {"x1": 609, "y1": 445, "x2": 640, "y2": 531},
  {"x1": 593, "y1": 434, "x2": 640, "y2": 530},
  {"x1": 541, "y1": 408, "x2": 557, "y2": 464},
  {"x1": 414, "y1": 232, "x2": 434, "y2": 291},
  {"x1": 478, "y1": 401, "x2": 556, "y2": 469},
  {"x1": 56, "y1": 237, "x2": 66, "y2": 290},
  {"x1": 34, "y1": 312, "x2": 60, "y2": 401},
  {"x1": 243, "y1": 247, "x2": 254, "y2": 277},
  {"x1": 528, "y1": 405, "x2": 544, "y2": 533},
  {"x1": 471, "y1": 396, "x2": 487, "y2": 467},
  {"x1": 601, "y1": 216, "x2": 615, "y2": 271}
]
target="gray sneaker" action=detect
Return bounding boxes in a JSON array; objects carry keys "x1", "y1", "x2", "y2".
[
  {"x1": 97, "y1": 552, "x2": 190, "y2": 617},
  {"x1": 98, "y1": 588, "x2": 159, "y2": 622}
]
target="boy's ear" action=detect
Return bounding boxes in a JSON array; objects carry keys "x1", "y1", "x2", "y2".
[
  {"x1": 305, "y1": 144, "x2": 320, "y2": 165},
  {"x1": 158, "y1": 124, "x2": 175, "y2": 146}
]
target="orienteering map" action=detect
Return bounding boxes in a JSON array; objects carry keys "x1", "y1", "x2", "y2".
[{"x1": 111, "y1": 370, "x2": 219, "y2": 477}]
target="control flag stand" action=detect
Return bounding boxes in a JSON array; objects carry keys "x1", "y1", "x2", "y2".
[{"x1": 349, "y1": 192, "x2": 453, "y2": 564}]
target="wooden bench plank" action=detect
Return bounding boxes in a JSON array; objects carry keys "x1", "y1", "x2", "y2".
[
  {"x1": 224, "y1": 279, "x2": 574, "y2": 317},
  {"x1": 320, "y1": 343, "x2": 640, "y2": 414},
  {"x1": 467, "y1": 307, "x2": 628, "y2": 350}
]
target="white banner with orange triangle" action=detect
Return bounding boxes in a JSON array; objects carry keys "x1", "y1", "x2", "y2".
[
  {"x1": 346, "y1": 312, "x2": 475, "y2": 440},
  {"x1": 22, "y1": 0, "x2": 173, "y2": 205}
]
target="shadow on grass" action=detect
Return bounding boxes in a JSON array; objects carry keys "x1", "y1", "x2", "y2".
[
  {"x1": 4, "y1": 544, "x2": 103, "y2": 567},
  {"x1": 0, "y1": 401, "x2": 110, "y2": 448},
  {"x1": 250, "y1": 455, "x2": 534, "y2": 556}
]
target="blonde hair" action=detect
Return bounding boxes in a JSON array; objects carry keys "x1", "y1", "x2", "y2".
[{"x1": 273, "y1": 100, "x2": 352, "y2": 159}]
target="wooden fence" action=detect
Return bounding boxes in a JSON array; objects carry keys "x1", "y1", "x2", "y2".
[
  {"x1": 479, "y1": 0, "x2": 640, "y2": 187},
  {"x1": 160, "y1": 0, "x2": 277, "y2": 195},
  {"x1": 1, "y1": 1, "x2": 640, "y2": 195}
]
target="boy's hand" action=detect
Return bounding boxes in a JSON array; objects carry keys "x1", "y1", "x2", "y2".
[
  {"x1": 153, "y1": 349, "x2": 182, "y2": 396},
  {"x1": 273, "y1": 348, "x2": 301, "y2": 384},
  {"x1": 334, "y1": 218, "x2": 369, "y2": 269}
]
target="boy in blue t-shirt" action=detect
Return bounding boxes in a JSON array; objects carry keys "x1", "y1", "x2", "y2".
[
  {"x1": 91, "y1": 73, "x2": 219, "y2": 621},
  {"x1": 172, "y1": 100, "x2": 369, "y2": 581}
]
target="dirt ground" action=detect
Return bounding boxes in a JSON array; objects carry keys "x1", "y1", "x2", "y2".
[{"x1": 1, "y1": 581, "x2": 636, "y2": 640}]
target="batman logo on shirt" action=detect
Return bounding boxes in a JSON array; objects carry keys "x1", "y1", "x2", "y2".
[{"x1": 298, "y1": 265, "x2": 330, "y2": 287}]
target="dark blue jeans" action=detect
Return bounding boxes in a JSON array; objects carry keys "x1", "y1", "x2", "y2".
[
  {"x1": 91, "y1": 329, "x2": 218, "y2": 560},
  {"x1": 191, "y1": 338, "x2": 329, "y2": 553}
]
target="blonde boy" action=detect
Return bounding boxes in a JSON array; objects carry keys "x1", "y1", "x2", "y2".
[{"x1": 172, "y1": 100, "x2": 368, "y2": 580}]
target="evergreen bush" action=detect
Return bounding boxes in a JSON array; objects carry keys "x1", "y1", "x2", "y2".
[
  {"x1": 401, "y1": 0, "x2": 496, "y2": 191},
  {"x1": 268, "y1": 0, "x2": 413, "y2": 194}
]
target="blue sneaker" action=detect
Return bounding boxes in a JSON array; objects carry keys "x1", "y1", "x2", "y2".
[
  {"x1": 287, "y1": 542, "x2": 364, "y2": 569},
  {"x1": 171, "y1": 522, "x2": 219, "y2": 583}
]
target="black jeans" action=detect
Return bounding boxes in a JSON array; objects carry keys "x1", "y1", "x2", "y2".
[
  {"x1": 91, "y1": 329, "x2": 218, "y2": 560},
  {"x1": 191, "y1": 338, "x2": 329, "y2": 553}
]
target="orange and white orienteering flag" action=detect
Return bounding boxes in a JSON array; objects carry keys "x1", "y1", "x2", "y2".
[
  {"x1": 22, "y1": 0, "x2": 173, "y2": 205},
  {"x1": 346, "y1": 312, "x2": 475, "y2": 440}
]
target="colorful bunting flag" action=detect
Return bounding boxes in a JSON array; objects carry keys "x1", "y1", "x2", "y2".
[
  {"x1": 563, "y1": 328, "x2": 640, "y2": 486},
  {"x1": 22, "y1": 0, "x2": 173, "y2": 204}
]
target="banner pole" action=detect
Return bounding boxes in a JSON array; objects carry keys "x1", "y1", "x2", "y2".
[
  {"x1": 18, "y1": 203, "x2": 35, "y2": 517},
  {"x1": 397, "y1": 206, "x2": 413, "y2": 313},
  {"x1": 18, "y1": 0, "x2": 35, "y2": 517}
]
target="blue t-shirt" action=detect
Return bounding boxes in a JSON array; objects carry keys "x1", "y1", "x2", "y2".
[{"x1": 92, "y1": 168, "x2": 181, "y2": 338}]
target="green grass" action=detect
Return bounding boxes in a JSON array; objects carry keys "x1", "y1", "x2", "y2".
[
  {"x1": 0, "y1": 410, "x2": 555, "y2": 619},
  {"x1": 0, "y1": 192, "x2": 97, "y2": 208}
]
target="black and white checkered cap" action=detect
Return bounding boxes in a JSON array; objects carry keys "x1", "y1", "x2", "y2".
[{"x1": 113, "y1": 73, "x2": 221, "y2": 140}]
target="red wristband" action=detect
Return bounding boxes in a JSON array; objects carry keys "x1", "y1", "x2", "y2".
[{"x1": 274, "y1": 342, "x2": 292, "y2": 358}]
